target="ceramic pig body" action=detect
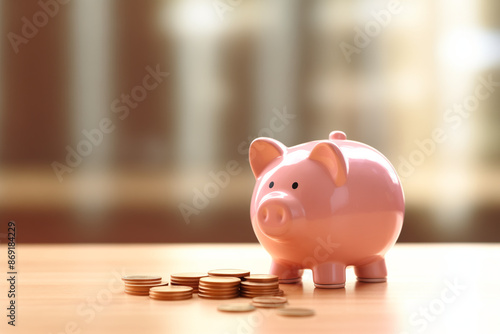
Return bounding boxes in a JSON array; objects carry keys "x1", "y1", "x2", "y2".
[{"x1": 249, "y1": 131, "x2": 404, "y2": 288}]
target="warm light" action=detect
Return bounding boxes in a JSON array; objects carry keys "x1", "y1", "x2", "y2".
[
  {"x1": 165, "y1": 0, "x2": 222, "y2": 36},
  {"x1": 438, "y1": 29, "x2": 500, "y2": 72}
]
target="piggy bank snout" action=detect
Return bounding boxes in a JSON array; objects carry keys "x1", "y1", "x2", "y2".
[
  {"x1": 256, "y1": 197, "x2": 294, "y2": 237},
  {"x1": 258, "y1": 201, "x2": 290, "y2": 225}
]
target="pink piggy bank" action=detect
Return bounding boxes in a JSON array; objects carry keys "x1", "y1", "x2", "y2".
[{"x1": 249, "y1": 131, "x2": 404, "y2": 288}]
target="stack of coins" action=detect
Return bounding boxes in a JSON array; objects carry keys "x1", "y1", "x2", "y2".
[
  {"x1": 170, "y1": 272, "x2": 208, "y2": 293},
  {"x1": 149, "y1": 286, "x2": 193, "y2": 301},
  {"x1": 198, "y1": 276, "x2": 241, "y2": 299},
  {"x1": 122, "y1": 275, "x2": 167, "y2": 296},
  {"x1": 208, "y1": 269, "x2": 250, "y2": 279},
  {"x1": 251, "y1": 296, "x2": 287, "y2": 308},
  {"x1": 240, "y1": 274, "x2": 281, "y2": 298}
]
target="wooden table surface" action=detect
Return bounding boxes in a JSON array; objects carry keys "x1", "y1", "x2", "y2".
[{"x1": 2, "y1": 243, "x2": 499, "y2": 334}]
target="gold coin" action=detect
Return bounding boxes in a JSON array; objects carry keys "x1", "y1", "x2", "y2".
[
  {"x1": 241, "y1": 285, "x2": 279, "y2": 290},
  {"x1": 198, "y1": 289, "x2": 239, "y2": 296},
  {"x1": 125, "y1": 282, "x2": 168, "y2": 287},
  {"x1": 126, "y1": 287, "x2": 168, "y2": 293},
  {"x1": 241, "y1": 281, "x2": 279, "y2": 288},
  {"x1": 171, "y1": 272, "x2": 208, "y2": 279},
  {"x1": 241, "y1": 291, "x2": 280, "y2": 296},
  {"x1": 240, "y1": 291, "x2": 280, "y2": 298},
  {"x1": 243, "y1": 274, "x2": 279, "y2": 283},
  {"x1": 149, "y1": 291, "x2": 193, "y2": 297},
  {"x1": 275, "y1": 289, "x2": 285, "y2": 296},
  {"x1": 170, "y1": 278, "x2": 200, "y2": 283},
  {"x1": 199, "y1": 283, "x2": 240, "y2": 290},
  {"x1": 170, "y1": 285, "x2": 198, "y2": 292},
  {"x1": 251, "y1": 302, "x2": 286, "y2": 308},
  {"x1": 200, "y1": 276, "x2": 241, "y2": 284},
  {"x1": 150, "y1": 286, "x2": 193, "y2": 294},
  {"x1": 170, "y1": 283, "x2": 199, "y2": 287},
  {"x1": 253, "y1": 289, "x2": 284, "y2": 296},
  {"x1": 217, "y1": 303, "x2": 256, "y2": 312},
  {"x1": 122, "y1": 275, "x2": 162, "y2": 282},
  {"x1": 170, "y1": 279, "x2": 199, "y2": 285},
  {"x1": 241, "y1": 288, "x2": 279, "y2": 292},
  {"x1": 208, "y1": 269, "x2": 250, "y2": 278},
  {"x1": 170, "y1": 282, "x2": 199, "y2": 287},
  {"x1": 149, "y1": 292, "x2": 193, "y2": 299},
  {"x1": 252, "y1": 296, "x2": 287, "y2": 304},
  {"x1": 149, "y1": 294, "x2": 192, "y2": 301},
  {"x1": 124, "y1": 281, "x2": 163, "y2": 286},
  {"x1": 198, "y1": 285, "x2": 238, "y2": 292},
  {"x1": 199, "y1": 285, "x2": 238, "y2": 290},
  {"x1": 149, "y1": 290, "x2": 192, "y2": 296},
  {"x1": 242, "y1": 291, "x2": 285, "y2": 297},
  {"x1": 276, "y1": 308, "x2": 315, "y2": 317}
]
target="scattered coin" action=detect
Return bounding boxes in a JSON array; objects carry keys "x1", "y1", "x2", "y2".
[
  {"x1": 217, "y1": 303, "x2": 256, "y2": 312},
  {"x1": 251, "y1": 296, "x2": 288, "y2": 308},
  {"x1": 252, "y1": 296, "x2": 287, "y2": 304},
  {"x1": 251, "y1": 302, "x2": 286, "y2": 308},
  {"x1": 208, "y1": 269, "x2": 250, "y2": 278},
  {"x1": 276, "y1": 308, "x2": 315, "y2": 317}
]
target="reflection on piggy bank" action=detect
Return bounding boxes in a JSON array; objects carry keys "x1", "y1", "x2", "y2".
[{"x1": 249, "y1": 131, "x2": 404, "y2": 288}]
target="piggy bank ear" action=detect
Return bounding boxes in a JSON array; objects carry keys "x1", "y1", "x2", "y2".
[
  {"x1": 308, "y1": 141, "x2": 348, "y2": 187},
  {"x1": 249, "y1": 138, "x2": 286, "y2": 179}
]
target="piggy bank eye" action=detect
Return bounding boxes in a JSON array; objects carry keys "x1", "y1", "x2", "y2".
[
  {"x1": 269, "y1": 181, "x2": 274, "y2": 188},
  {"x1": 292, "y1": 182, "x2": 298, "y2": 189}
]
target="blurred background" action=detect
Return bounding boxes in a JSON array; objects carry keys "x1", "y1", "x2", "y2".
[{"x1": 0, "y1": 0, "x2": 498, "y2": 243}]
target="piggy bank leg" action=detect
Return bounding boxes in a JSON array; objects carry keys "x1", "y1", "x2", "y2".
[
  {"x1": 354, "y1": 258, "x2": 387, "y2": 283},
  {"x1": 270, "y1": 260, "x2": 303, "y2": 284},
  {"x1": 312, "y1": 262, "x2": 346, "y2": 289}
]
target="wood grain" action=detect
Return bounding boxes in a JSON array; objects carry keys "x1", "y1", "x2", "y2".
[{"x1": 2, "y1": 243, "x2": 499, "y2": 333}]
